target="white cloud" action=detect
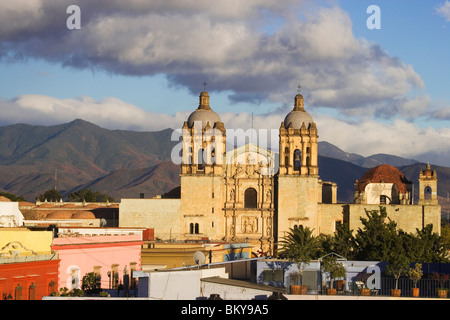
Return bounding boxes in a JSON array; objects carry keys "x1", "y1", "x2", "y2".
[
  {"x1": 2, "y1": 94, "x2": 449, "y2": 166},
  {"x1": 0, "y1": 95, "x2": 188, "y2": 131},
  {"x1": 0, "y1": 1, "x2": 426, "y2": 120},
  {"x1": 436, "y1": 1, "x2": 450, "y2": 21}
]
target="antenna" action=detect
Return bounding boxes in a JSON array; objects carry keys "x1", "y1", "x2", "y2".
[
  {"x1": 54, "y1": 168, "x2": 57, "y2": 190},
  {"x1": 193, "y1": 251, "x2": 206, "y2": 266}
]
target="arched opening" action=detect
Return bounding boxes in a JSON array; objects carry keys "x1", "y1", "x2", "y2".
[
  {"x1": 294, "y1": 149, "x2": 301, "y2": 171},
  {"x1": 380, "y1": 195, "x2": 390, "y2": 204},
  {"x1": 28, "y1": 283, "x2": 36, "y2": 300},
  {"x1": 424, "y1": 186, "x2": 432, "y2": 200},
  {"x1": 14, "y1": 284, "x2": 23, "y2": 300},
  {"x1": 195, "y1": 223, "x2": 199, "y2": 234},
  {"x1": 306, "y1": 156, "x2": 311, "y2": 166},
  {"x1": 197, "y1": 148, "x2": 205, "y2": 170},
  {"x1": 244, "y1": 188, "x2": 257, "y2": 209},
  {"x1": 190, "y1": 223, "x2": 200, "y2": 234},
  {"x1": 284, "y1": 147, "x2": 289, "y2": 166},
  {"x1": 211, "y1": 147, "x2": 216, "y2": 165}
]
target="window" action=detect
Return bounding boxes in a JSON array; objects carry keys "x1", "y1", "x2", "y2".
[
  {"x1": 190, "y1": 223, "x2": 200, "y2": 234},
  {"x1": 294, "y1": 149, "x2": 301, "y2": 171},
  {"x1": 334, "y1": 220, "x2": 342, "y2": 232},
  {"x1": 380, "y1": 195, "x2": 387, "y2": 204},
  {"x1": 48, "y1": 280, "x2": 57, "y2": 295},
  {"x1": 284, "y1": 147, "x2": 289, "y2": 166},
  {"x1": 424, "y1": 186, "x2": 432, "y2": 200},
  {"x1": 197, "y1": 148, "x2": 205, "y2": 170},
  {"x1": 244, "y1": 188, "x2": 257, "y2": 209},
  {"x1": 263, "y1": 269, "x2": 284, "y2": 282},
  {"x1": 28, "y1": 283, "x2": 36, "y2": 300},
  {"x1": 14, "y1": 284, "x2": 23, "y2": 300}
]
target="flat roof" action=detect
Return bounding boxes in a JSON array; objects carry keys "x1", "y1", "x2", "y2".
[{"x1": 201, "y1": 276, "x2": 285, "y2": 293}]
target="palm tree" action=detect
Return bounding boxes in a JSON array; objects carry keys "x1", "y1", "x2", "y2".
[{"x1": 278, "y1": 226, "x2": 321, "y2": 286}]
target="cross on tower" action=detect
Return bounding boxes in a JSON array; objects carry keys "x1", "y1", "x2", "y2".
[
  {"x1": 203, "y1": 82, "x2": 207, "y2": 91},
  {"x1": 297, "y1": 84, "x2": 302, "y2": 94}
]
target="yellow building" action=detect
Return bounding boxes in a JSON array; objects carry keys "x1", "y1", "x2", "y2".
[
  {"x1": 141, "y1": 242, "x2": 253, "y2": 270},
  {"x1": 120, "y1": 91, "x2": 441, "y2": 255}
]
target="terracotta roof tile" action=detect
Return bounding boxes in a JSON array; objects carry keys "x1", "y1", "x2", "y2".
[{"x1": 358, "y1": 164, "x2": 411, "y2": 193}]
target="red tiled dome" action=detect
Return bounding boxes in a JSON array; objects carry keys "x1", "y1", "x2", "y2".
[
  {"x1": 71, "y1": 211, "x2": 95, "y2": 219},
  {"x1": 46, "y1": 211, "x2": 74, "y2": 219},
  {"x1": 358, "y1": 164, "x2": 411, "y2": 193}
]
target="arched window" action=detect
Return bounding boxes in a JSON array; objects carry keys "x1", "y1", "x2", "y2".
[
  {"x1": 244, "y1": 188, "x2": 257, "y2": 209},
  {"x1": 195, "y1": 223, "x2": 199, "y2": 234},
  {"x1": 284, "y1": 147, "x2": 289, "y2": 166},
  {"x1": 48, "y1": 280, "x2": 57, "y2": 296},
  {"x1": 306, "y1": 156, "x2": 311, "y2": 166},
  {"x1": 189, "y1": 223, "x2": 200, "y2": 234},
  {"x1": 197, "y1": 148, "x2": 205, "y2": 170},
  {"x1": 294, "y1": 149, "x2": 301, "y2": 171},
  {"x1": 424, "y1": 186, "x2": 432, "y2": 200},
  {"x1": 28, "y1": 283, "x2": 36, "y2": 300},
  {"x1": 14, "y1": 284, "x2": 23, "y2": 300}
]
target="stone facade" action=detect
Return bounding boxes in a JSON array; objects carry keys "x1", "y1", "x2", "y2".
[{"x1": 119, "y1": 91, "x2": 441, "y2": 255}]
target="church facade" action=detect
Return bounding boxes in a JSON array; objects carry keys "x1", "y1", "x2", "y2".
[{"x1": 119, "y1": 91, "x2": 441, "y2": 256}]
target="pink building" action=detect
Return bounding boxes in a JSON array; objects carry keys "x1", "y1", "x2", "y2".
[{"x1": 52, "y1": 234, "x2": 143, "y2": 291}]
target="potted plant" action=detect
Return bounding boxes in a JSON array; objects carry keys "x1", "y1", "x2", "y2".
[
  {"x1": 386, "y1": 247, "x2": 409, "y2": 297},
  {"x1": 289, "y1": 271, "x2": 307, "y2": 295},
  {"x1": 279, "y1": 227, "x2": 320, "y2": 295},
  {"x1": 432, "y1": 272, "x2": 449, "y2": 298},
  {"x1": 322, "y1": 255, "x2": 346, "y2": 295},
  {"x1": 407, "y1": 263, "x2": 423, "y2": 297}
]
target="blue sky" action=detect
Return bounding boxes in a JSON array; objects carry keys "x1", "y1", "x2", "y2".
[{"x1": 0, "y1": 0, "x2": 449, "y2": 165}]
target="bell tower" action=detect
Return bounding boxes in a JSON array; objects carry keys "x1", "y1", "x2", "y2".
[
  {"x1": 181, "y1": 90, "x2": 226, "y2": 176},
  {"x1": 179, "y1": 90, "x2": 226, "y2": 242},
  {"x1": 418, "y1": 163, "x2": 438, "y2": 205},
  {"x1": 279, "y1": 94, "x2": 318, "y2": 176},
  {"x1": 276, "y1": 93, "x2": 322, "y2": 246}
]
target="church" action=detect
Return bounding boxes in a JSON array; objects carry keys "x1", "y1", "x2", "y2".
[{"x1": 119, "y1": 90, "x2": 441, "y2": 256}]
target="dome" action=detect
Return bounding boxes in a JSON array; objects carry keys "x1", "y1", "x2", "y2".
[
  {"x1": 46, "y1": 211, "x2": 74, "y2": 219},
  {"x1": 357, "y1": 164, "x2": 411, "y2": 193},
  {"x1": 187, "y1": 109, "x2": 222, "y2": 129},
  {"x1": 284, "y1": 94, "x2": 314, "y2": 129},
  {"x1": 284, "y1": 110, "x2": 314, "y2": 129},
  {"x1": 186, "y1": 91, "x2": 222, "y2": 129},
  {"x1": 72, "y1": 211, "x2": 96, "y2": 219}
]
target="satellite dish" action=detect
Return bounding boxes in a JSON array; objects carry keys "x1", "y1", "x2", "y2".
[{"x1": 193, "y1": 251, "x2": 206, "y2": 265}]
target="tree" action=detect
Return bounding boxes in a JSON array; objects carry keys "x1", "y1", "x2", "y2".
[
  {"x1": 320, "y1": 223, "x2": 356, "y2": 260},
  {"x1": 0, "y1": 192, "x2": 25, "y2": 202},
  {"x1": 321, "y1": 254, "x2": 346, "y2": 290},
  {"x1": 385, "y1": 239, "x2": 410, "y2": 291},
  {"x1": 81, "y1": 272, "x2": 101, "y2": 295},
  {"x1": 414, "y1": 224, "x2": 450, "y2": 263},
  {"x1": 354, "y1": 206, "x2": 398, "y2": 261},
  {"x1": 407, "y1": 263, "x2": 423, "y2": 289},
  {"x1": 68, "y1": 188, "x2": 115, "y2": 202},
  {"x1": 278, "y1": 226, "x2": 321, "y2": 286},
  {"x1": 37, "y1": 188, "x2": 62, "y2": 202}
]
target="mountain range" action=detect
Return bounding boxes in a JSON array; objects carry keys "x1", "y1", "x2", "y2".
[{"x1": 0, "y1": 119, "x2": 448, "y2": 211}]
